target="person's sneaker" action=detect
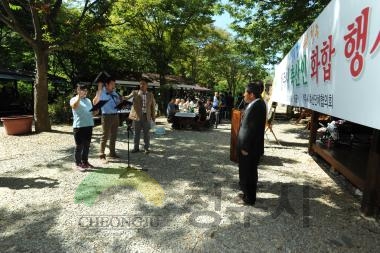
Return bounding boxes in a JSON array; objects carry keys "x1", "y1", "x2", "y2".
[
  {"x1": 73, "y1": 163, "x2": 86, "y2": 172},
  {"x1": 82, "y1": 162, "x2": 95, "y2": 169},
  {"x1": 144, "y1": 149, "x2": 150, "y2": 154},
  {"x1": 131, "y1": 149, "x2": 140, "y2": 153}
]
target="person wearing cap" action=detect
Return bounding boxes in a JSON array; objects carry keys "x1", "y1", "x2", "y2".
[
  {"x1": 124, "y1": 79, "x2": 156, "y2": 154},
  {"x1": 70, "y1": 83, "x2": 97, "y2": 171},
  {"x1": 236, "y1": 80, "x2": 267, "y2": 205},
  {"x1": 93, "y1": 76, "x2": 122, "y2": 161}
]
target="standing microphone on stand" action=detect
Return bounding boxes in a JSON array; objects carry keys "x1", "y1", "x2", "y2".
[{"x1": 237, "y1": 97, "x2": 245, "y2": 110}]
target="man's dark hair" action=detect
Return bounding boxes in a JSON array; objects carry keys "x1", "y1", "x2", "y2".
[
  {"x1": 246, "y1": 80, "x2": 263, "y2": 98},
  {"x1": 256, "y1": 80, "x2": 264, "y2": 94},
  {"x1": 105, "y1": 76, "x2": 116, "y2": 84}
]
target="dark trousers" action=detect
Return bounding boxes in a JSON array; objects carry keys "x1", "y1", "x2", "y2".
[
  {"x1": 74, "y1": 126, "x2": 93, "y2": 164},
  {"x1": 238, "y1": 152, "x2": 259, "y2": 203}
]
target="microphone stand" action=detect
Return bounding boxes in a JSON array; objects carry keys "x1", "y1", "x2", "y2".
[
  {"x1": 126, "y1": 122, "x2": 133, "y2": 169},
  {"x1": 237, "y1": 97, "x2": 245, "y2": 110},
  {"x1": 120, "y1": 121, "x2": 139, "y2": 178}
]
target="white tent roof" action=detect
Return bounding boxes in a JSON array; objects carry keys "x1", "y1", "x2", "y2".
[{"x1": 116, "y1": 80, "x2": 160, "y2": 88}]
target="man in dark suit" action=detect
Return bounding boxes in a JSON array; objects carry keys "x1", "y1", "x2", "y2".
[{"x1": 237, "y1": 81, "x2": 267, "y2": 205}]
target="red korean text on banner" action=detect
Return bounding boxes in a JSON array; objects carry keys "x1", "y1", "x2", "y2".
[
  {"x1": 320, "y1": 35, "x2": 336, "y2": 82},
  {"x1": 344, "y1": 7, "x2": 370, "y2": 78},
  {"x1": 310, "y1": 45, "x2": 320, "y2": 83}
]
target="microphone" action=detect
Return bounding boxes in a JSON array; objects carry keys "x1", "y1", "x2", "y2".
[{"x1": 237, "y1": 97, "x2": 245, "y2": 110}]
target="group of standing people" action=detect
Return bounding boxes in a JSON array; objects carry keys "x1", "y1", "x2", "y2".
[
  {"x1": 70, "y1": 76, "x2": 267, "y2": 208},
  {"x1": 70, "y1": 77, "x2": 156, "y2": 171}
]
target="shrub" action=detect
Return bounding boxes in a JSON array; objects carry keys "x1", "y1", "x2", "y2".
[{"x1": 48, "y1": 95, "x2": 72, "y2": 124}]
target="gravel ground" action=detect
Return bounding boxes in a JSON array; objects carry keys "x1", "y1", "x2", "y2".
[{"x1": 1, "y1": 111, "x2": 379, "y2": 253}]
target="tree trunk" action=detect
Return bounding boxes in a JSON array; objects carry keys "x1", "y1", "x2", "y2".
[{"x1": 34, "y1": 46, "x2": 51, "y2": 132}]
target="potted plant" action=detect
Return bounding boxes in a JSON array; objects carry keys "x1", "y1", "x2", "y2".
[{"x1": 1, "y1": 115, "x2": 34, "y2": 135}]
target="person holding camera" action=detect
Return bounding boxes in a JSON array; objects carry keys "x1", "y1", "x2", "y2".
[
  {"x1": 93, "y1": 76, "x2": 122, "y2": 161},
  {"x1": 124, "y1": 79, "x2": 156, "y2": 154},
  {"x1": 70, "y1": 83, "x2": 97, "y2": 171}
]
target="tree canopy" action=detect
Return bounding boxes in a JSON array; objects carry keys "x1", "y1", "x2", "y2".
[
  {"x1": 0, "y1": 0, "x2": 332, "y2": 129},
  {"x1": 0, "y1": 0, "x2": 114, "y2": 132},
  {"x1": 225, "y1": 0, "x2": 331, "y2": 65}
]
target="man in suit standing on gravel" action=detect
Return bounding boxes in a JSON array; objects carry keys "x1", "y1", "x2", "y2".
[
  {"x1": 237, "y1": 81, "x2": 267, "y2": 205},
  {"x1": 124, "y1": 79, "x2": 156, "y2": 154}
]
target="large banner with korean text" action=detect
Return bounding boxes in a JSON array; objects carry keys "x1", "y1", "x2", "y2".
[{"x1": 271, "y1": 0, "x2": 380, "y2": 130}]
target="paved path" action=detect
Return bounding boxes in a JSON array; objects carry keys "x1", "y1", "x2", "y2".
[{"x1": 0, "y1": 117, "x2": 379, "y2": 252}]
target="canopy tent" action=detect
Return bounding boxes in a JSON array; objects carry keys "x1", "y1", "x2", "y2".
[
  {"x1": 116, "y1": 80, "x2": 160, "y2": 88},
  {"x1": 0, "y1": 69, "x2": 67, "y2": 84},
  {"x1": 0, "y1": 69, "x2": 68, "y2": 116},
  {"x1": 170, "y1": 83, "x2": 210, "y2": 91},
  {"x1": 194, "y1": 84, "x2": 210, "y2": 91}
]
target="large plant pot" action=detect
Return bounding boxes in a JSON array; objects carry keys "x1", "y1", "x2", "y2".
[{"x1": 1, "y1": 115, "x2": 34, "y2": 135}]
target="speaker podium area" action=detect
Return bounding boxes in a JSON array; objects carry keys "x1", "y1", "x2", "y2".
[{"x1": 230, "y1": 109, "x2": 243, "y2": 163}]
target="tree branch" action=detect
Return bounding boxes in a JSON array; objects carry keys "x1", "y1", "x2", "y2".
[
  {"x1": 50, "y1": 0, "x2": 62, "y2": 20},
  {"x1": 29, "y1": 0, "x2": 42, "y2": 42},
  {"x1": 0, "y1": 0, "x2": 35, "y2": 46},
  {"x1": 46, "y1": 0, "x2": 62, "y2": 36}
]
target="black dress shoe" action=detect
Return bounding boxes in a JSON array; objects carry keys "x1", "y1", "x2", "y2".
[
  {"x1": 233, "y1": 194, "x2": 252, "y2": 205},
  {"x1": 242, "y1": 196, "x2": 256, "y2": 205}
]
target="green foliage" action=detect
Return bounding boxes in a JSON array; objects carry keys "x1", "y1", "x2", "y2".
[
  {"x1": 48, "y1": 94, "x2": 72, "y2": 124},
  {"x1": 0, "y1": 1, "x2": 115, "y2": 131},
  {"x1": 8, "y1": 4, "x2": 21, "y2": 11},
  {"x1": 17, "y1": 81, "x2": 33, "y2": 112},
  {"x1": 1, "y1": 0, "x2": 276, "y2": 112},
  {"x1": 171, "y1": 27, "x2": 268, "y2": 95},
  {"x1": 111, "y1": 0, "x2": 217, "y2": 83},
  {"x1": 0, "y1": 25, "x2": 34, "y2": 70},
  {"x1": 226, "y1": 0, "x2": 331, "y2": 65}
]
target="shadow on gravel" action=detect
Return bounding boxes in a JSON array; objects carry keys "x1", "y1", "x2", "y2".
[
  {"x1": 0, "y1": 207, "x2": 68, "y2": 252},
  {"x1": 123, "y1": 180, "x2": 369, "y2": 252},
  {"x1": 50, "y1": 129, "x2": 72, "y2": 135},
  {"x1": 31, "y1": 147, "x2": 73, "y2": 171},
  {"x1": 282, "y1": 124, "x2": 310, "y2": 139},
  {"x1": 261, "y1": 155, "x2": 298, "y2": 166},
  {"x1": 84, "y1": 124, "x2": 378, "y2": 251},
  {"x1": 0, "y1": 177, "x2": 59, "y2": 189},
  {"x1": 277, "y1": 140, "x2": 309, "y2": 148}
]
